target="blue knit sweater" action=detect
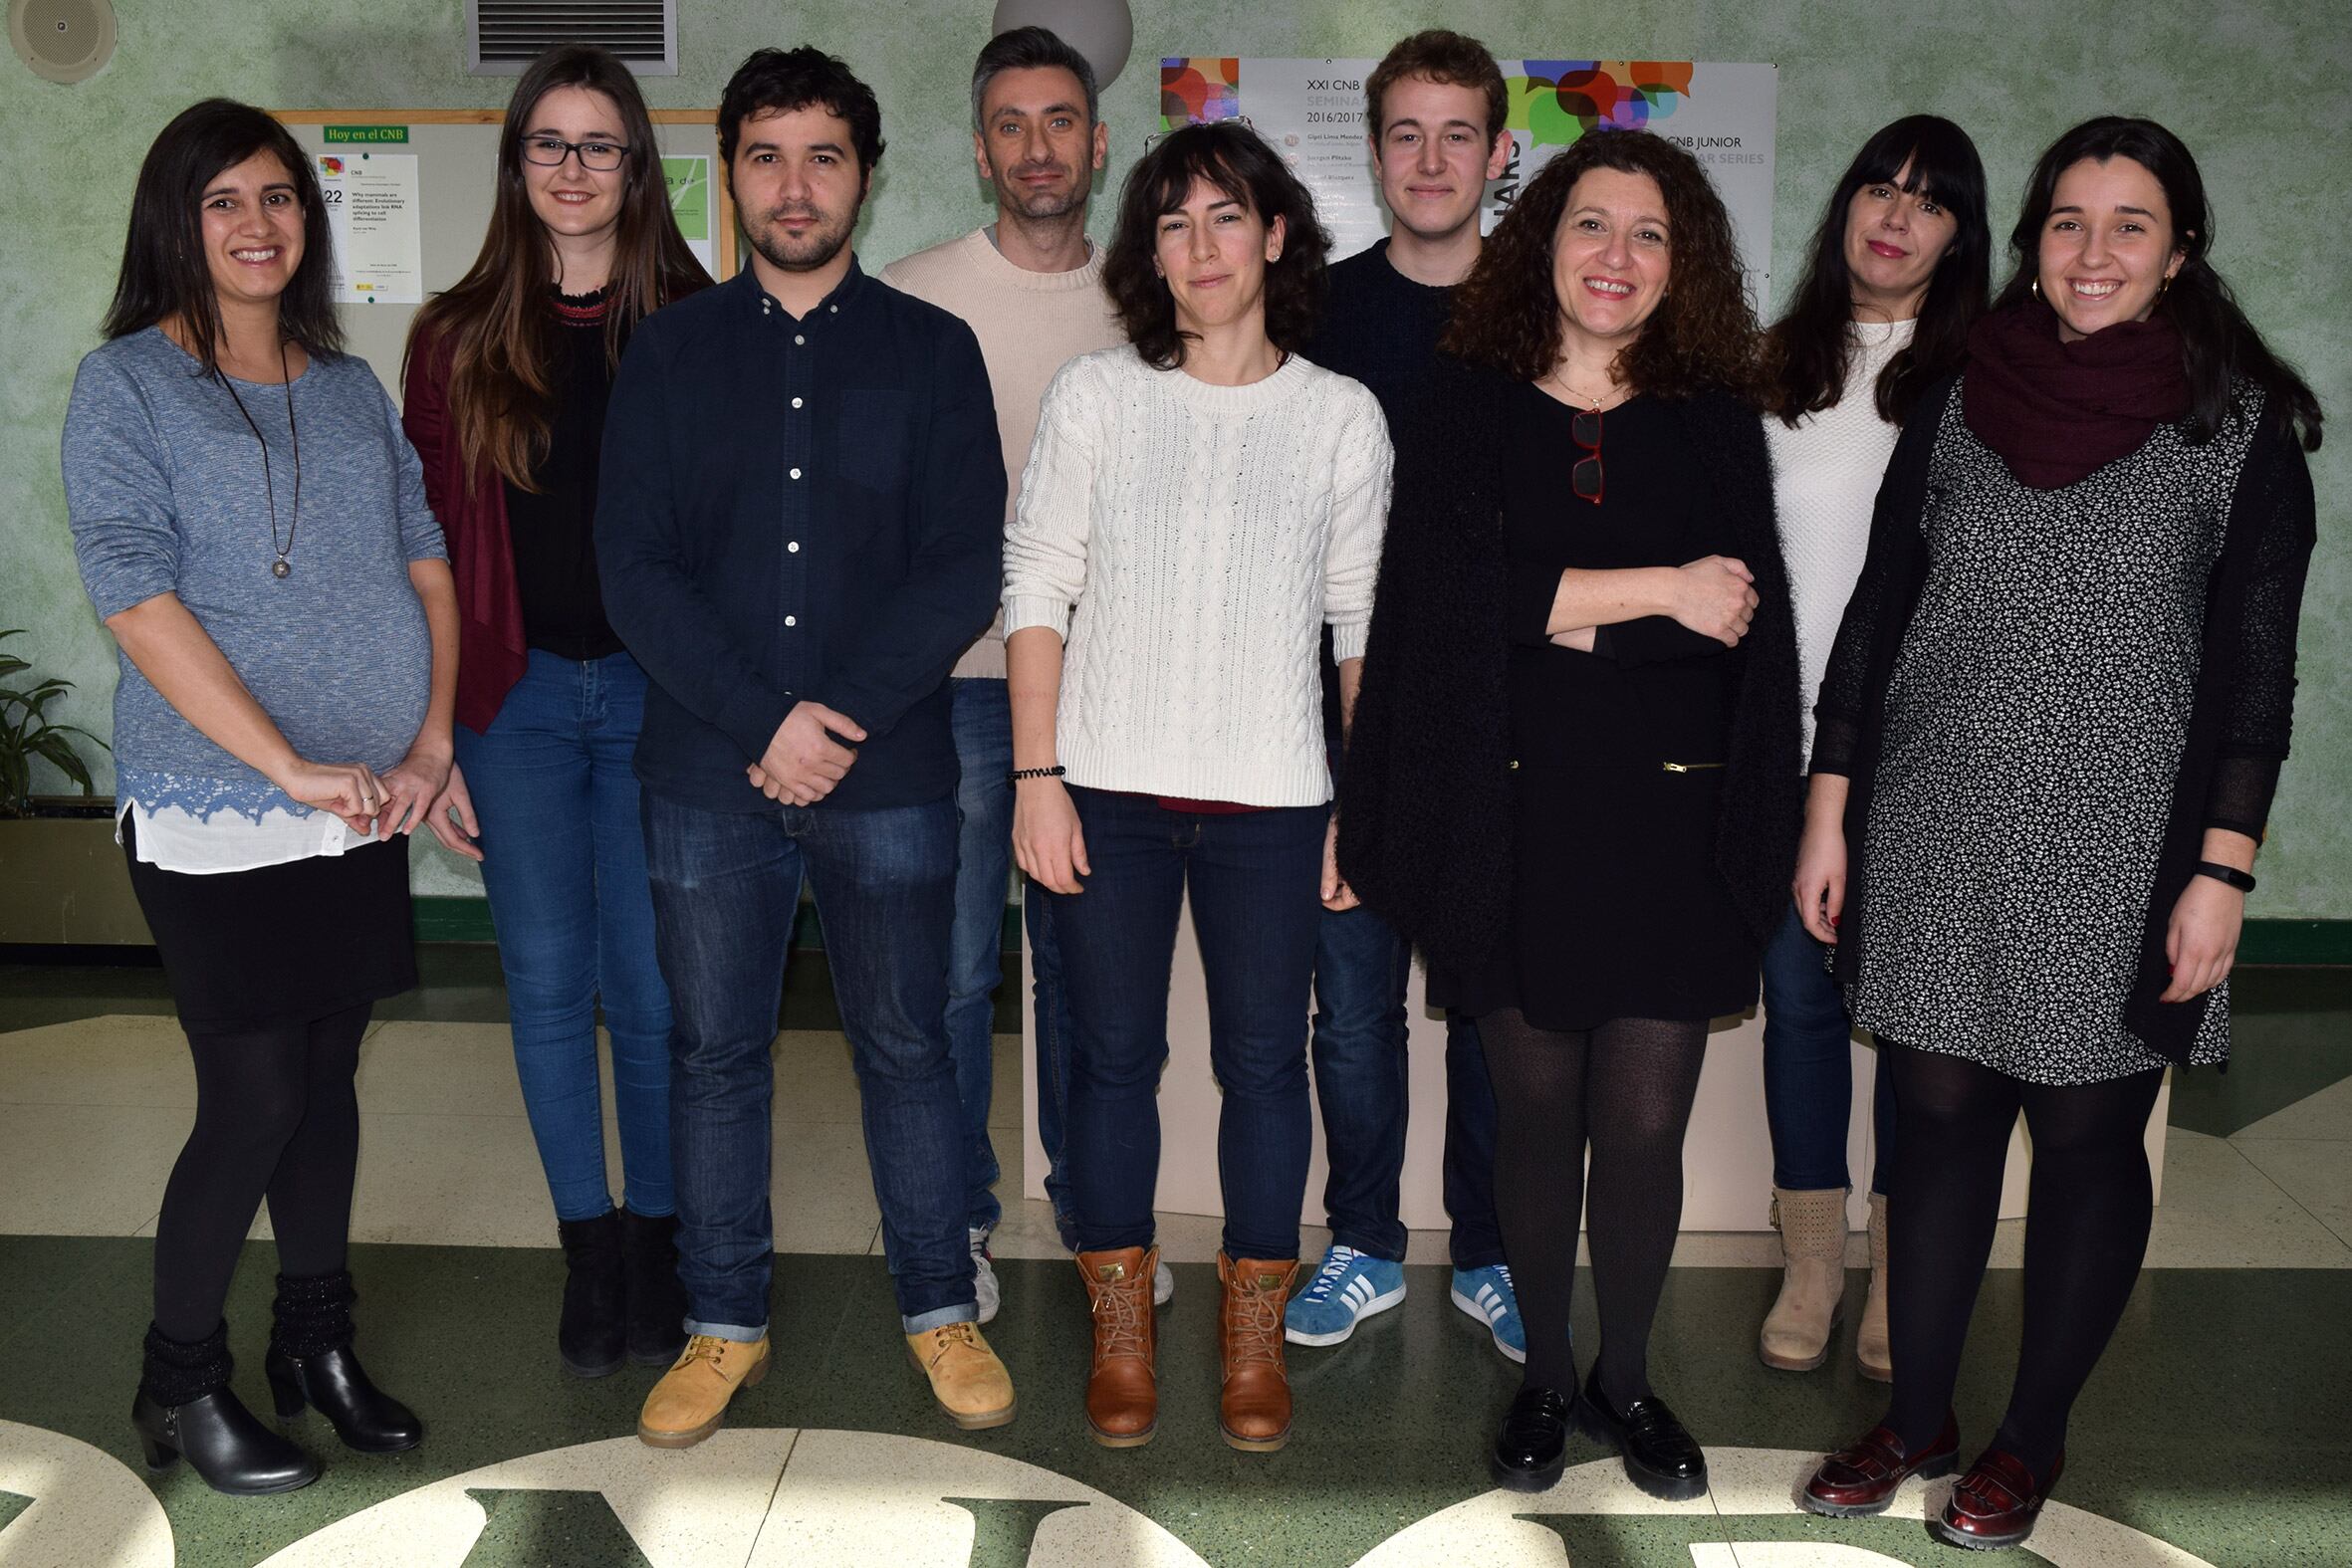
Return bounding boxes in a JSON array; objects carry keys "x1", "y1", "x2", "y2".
[{"x1": 63, "y1": 328, "x2": 446, "y2": 821}]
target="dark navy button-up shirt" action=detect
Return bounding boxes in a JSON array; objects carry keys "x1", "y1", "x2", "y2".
[{"x1": 596, "y1": 260, "x2": 1004, "y2": 813}]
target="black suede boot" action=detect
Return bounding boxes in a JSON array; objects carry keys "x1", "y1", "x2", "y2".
[
  {"x1": 134, "y1": 1320, "x2": 319, "y2": 1495},
  {"x1": 557, "y1": 1211, "x2": 627, "y2": 1376},
  {"x1": 265, "y1": 1270, "x2": 422, "y2": 1453},
  {"x1": 617, "y1": 1208, "x2": 690, "y2": 1367}
]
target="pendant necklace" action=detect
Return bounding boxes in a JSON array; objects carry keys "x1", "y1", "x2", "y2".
[{"x1": 220, "y1": 339, "x2": 303, "y2": 579}]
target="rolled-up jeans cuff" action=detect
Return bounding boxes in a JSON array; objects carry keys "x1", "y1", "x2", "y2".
[
  {"x1": 902, "y1": 1302, "x2": 980, "y2": 1334},
  {"x1": 682, "y1": 1317, "x2": 767, "y2": 1343}
]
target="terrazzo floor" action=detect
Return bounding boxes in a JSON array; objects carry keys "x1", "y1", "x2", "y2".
[{"x1": 1, "y1": 956, "x2": 2347, "y2": 1567}]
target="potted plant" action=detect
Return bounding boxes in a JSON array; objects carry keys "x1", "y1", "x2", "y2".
[{"x1": 0, "y1": 629, "x2": 148, "y2": 944}]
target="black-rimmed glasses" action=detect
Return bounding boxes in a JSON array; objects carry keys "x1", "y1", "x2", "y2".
[
  {"x1": 1571, "y1": 406, "x2": 1604, "y2": 504},
  {"x1": 521, "y1": 135, "x2": 630, "y2": 171}
]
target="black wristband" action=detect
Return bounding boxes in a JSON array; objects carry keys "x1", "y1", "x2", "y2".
[
  {"x1": 2194, "y1": 860, "x2": 2256, "y2": 893},
  {"x1": 1009, "y1": 766, "x2": 1066, "y2": 783}
]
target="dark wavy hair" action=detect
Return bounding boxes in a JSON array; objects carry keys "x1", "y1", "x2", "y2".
[
  {"x1": 720, "y1": 46, "x2": 885, "y2": 176},
  {"x1": 103, "y1": 99, "x2": 342, "y2": 376},
  {"x1": 1765, "y1": 114, "x2": 1990, "y2": 427},
  {"x1": 1993, "y1": 115, "x2": 2320, "y2": 451},
  {"x1": 1443, "y1": 129, "x2": 1760, "y2": 400},
  {"x1": 1365, "y1": 30, "x2": 1507, "y2": 142},
  {"x1": 1101, "y1": 121, "x2": 1331, "y2": 370},
  {"x1": 405, "y1": 44, "x2": 712, "y2": 490}
]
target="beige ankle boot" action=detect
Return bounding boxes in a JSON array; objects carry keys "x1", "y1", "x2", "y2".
[
  {"x1": 1760, "y1": 1187, "x2": 1848, "y2": 1372},
  {"x1": 1857, "y1": 1191, "x2": 1892, "y2": 1381}
]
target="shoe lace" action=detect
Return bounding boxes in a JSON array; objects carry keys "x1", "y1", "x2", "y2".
[
  {"x1": 1226, "y1": 1277, "x2": 1288, "y2": 1369},
  {"x1": 1494, "y1": 1263, "x2": 1512, "y2": 1288},
  {"x1": 1299, "y1": 1246, "x2": 1364, "y2": 1304},
  {"x1": 678, "y1": 1335, "x2": 731, "y2": 1372},
  {"x1": 1090, "y1": 1273, "x2": 1149, "y2": 1362},
  {"x1": 917, "y1": 1321, "x2": 981, "y2": 1368}
]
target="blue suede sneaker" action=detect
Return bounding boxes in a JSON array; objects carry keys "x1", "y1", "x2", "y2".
[
  {"x1": 1451, "y1": 1263, "x2": 1529, "y2": 1363},
  {"x1": 1284, "y1": 1245, "x2": 1407, "y2": 1346}
]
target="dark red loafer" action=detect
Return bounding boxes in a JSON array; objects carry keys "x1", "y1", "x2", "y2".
[
  {"x1": 1800, "y1": 1412, "x2": 1960, "y2": 1517},
  {"x1": 1933, "y1": 1447, "x2": 2062, "y2": 1550}
]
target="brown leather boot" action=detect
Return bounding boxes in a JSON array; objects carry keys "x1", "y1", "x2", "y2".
[
  {"x1": 1217, "y1": 1252, "x2": 1297, "y2": 1453},
  {"x1": 1075, "y1": 1245, "x2": 1158, "y2": 1448}
]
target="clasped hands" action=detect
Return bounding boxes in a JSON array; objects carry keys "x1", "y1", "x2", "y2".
[{"x1": 746, "y1": 701, "x2": 866, "y2": 805}]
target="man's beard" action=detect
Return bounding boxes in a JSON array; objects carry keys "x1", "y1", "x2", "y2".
[
  {"x1": 747, "y1": 200, "x2": 859, "y2": 273},
  {"x1": 995, "y1": 164, "x2": 1086, "y2": 222}
]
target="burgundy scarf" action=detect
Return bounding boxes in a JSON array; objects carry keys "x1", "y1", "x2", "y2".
[{"x1": 1962, "y1": 300, "x2": 2189, "y2": 488}]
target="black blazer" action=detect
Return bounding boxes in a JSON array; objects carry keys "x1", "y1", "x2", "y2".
[{"x1": 1338, "y1": 358, "x2": 1803, "y2": 979}]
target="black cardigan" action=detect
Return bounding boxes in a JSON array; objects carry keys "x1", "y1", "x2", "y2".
[
  {"x1": 1337, "y1": 360, "x2": 1803, "y2": 979},
  {"x1": 1809, "y1": 374, "x2": 2318, "y2": 1063}
]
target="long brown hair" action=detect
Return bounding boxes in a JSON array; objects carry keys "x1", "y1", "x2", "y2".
[
  {"x1": 1444, "y1": 129, "x2": 1762, "y2": 401},
  {"x1": 406, "y1": 44, "x2": 711, "y2": 490}
]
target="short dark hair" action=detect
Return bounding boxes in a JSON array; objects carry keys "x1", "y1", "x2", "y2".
[
  {"x1": 1764, "y1": 114, "x2": 1991, "y2": 426},
  {"x1": 971, "y1": 26, "x2": 1099, "y2": 133},
  {"x1": 103, "y1": 99, "x2": 343, "y2": 376},
  {"x1": 1444, "y1": 129, "x2": 1762, "y2": 402},
  {"x1": 719, "y1": 46, "x2": 885, "y2": 176},
  {"x1": 1994, "y1": 115, "x2": 2320, "y2": 451},
  {"x1": 1101, "y1": 121, "x2": 1331, "y2": 370},
  {"x1": 1364, "y1": 31, "x2": 1508, "y2": 143}
]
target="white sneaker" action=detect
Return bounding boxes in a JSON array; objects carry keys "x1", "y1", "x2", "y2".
[
  {"x1": 968, "y1": 1228, "x2": 1000, "y2": 1324},
  {"x1": 1154, "y1": 1258, "x2": 1175, "y2": 1306}
]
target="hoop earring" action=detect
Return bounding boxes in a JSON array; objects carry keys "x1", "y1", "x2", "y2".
[
  {"x1": 2029, "y1": 276, "x2": 2041, "y2": 301},
  {"x1": 2159, "y1": 273, "x2": 2173, "y2": 299}
]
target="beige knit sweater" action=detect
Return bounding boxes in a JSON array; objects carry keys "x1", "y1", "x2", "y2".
[{"x1": 1004, "y1": 346, "x2": 1391, "y2": 807}]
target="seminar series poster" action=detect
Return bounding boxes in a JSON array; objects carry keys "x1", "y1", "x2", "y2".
[{"x1": 1160, "y1": 58, "x2": 1780, "y2": 308}]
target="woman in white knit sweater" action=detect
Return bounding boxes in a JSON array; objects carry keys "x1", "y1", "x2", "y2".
[
  {"x1": 1003, "y1": 121, "x2": 1389, "y2": 1456},
  {"x1": 1756, "y1": 114, "x2": 1990, "y2": 1382}
]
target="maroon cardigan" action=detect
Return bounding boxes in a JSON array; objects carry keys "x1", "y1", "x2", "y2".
[{"x1": 401, "y1": 326, "x2": 528, "y2": 735}]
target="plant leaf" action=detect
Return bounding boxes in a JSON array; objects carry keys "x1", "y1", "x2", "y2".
[{"x1": 31, "y1": 734, "x2": 95, "y2": 792}]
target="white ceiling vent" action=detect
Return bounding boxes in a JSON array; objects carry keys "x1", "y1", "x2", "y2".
[{"x1": 465, "y1": 0, "x2": 677, "y2": 77}]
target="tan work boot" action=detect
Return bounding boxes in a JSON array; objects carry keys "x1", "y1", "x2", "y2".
[
  {"x1": 906, "y1": 1321, "x2": 1016, "y2": 1430},
  {"x1": 1857, "y1": 1191, "x2": 1893, "y2": 1382},
  {"x1": 1076, "y1": 1245, "x2": 1159, "y2": 1448},
  {"x1": 1760, "y1": 1188, "x2": 1848, "y2": 1372},
  {"x1": 637, "y1": 1334, "x2": 769, "y2": 1449},
  {"x1": 1217, "y1": 1252, "x2": 1297, "y2": 1453}
]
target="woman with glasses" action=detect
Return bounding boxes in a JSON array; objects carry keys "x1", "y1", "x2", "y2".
[
  {"x1": 402, "y1": 43, "x2": 711, "y2": 1379},
  {"x1": 1340, "y1": 131, "x2": 1798, "y2": 1497},
  {"x1": 65, "y1": 99, "x2": 455, "y2": 1493},
  {"x1": 1005, "y1": 120, "x2": 1387, "y2": 1455},
  {"x1": 1795, "y1": 116, "x2": 2319, "y2": 1552}
]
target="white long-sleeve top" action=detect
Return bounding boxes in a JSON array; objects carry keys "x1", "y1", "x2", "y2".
[
  {"x1": 1765, "y1": 316, "x2": 1916, "y2": 766},
  {"x1": 1003, "y1": 345, "x2": 1391, "y2": 807}
]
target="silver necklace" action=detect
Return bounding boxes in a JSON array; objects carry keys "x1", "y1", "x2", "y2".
[{"x1": 219, "y1": 340, "x2": 303, "y2": 579}]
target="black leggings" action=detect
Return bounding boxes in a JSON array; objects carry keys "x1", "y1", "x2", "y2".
[
  {"x1": 1881, "y1": 1042, "x2": 2165, "y2": 1475},
  {"x1": 151, "y1": 1002, "x2": 372, "y2": 1342},
  {"x1": 1479, "y1": 1009, "x2": 1710, "y2": 1406}
]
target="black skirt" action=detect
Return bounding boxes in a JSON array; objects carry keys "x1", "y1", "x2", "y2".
[{"x1": 122, "y1": 817, "x2": 417, "y2": 1030}]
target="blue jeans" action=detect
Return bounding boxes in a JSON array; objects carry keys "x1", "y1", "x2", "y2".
[
  {"x1": 1025, "y1": 881, "x2": 1080, "y2": 1246},
  {"x1": 946, "y1": 678, "x2": 1010, "y2": 1233},
  {"x1": 1762, "y1": 903, "x2": 1895, "y2": 1193},
  {"x1": 1054, "y1": 787, "x2": 1324, "y2": 1262},
  {"x1": 453, "y1": 650, "x2": 673, "y2": 1223},
  {"x1": 642, "y1": 789, "x2": 973, "y2": 1336}
]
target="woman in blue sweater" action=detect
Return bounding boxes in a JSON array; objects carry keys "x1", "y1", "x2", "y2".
[{"x1": 63, "y1": 101, "x2": 468, "y2": 1495}]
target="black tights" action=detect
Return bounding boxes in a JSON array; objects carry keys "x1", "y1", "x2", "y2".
[
  {"x1": 1479, "y1": 1009, "x2": 1709, "y2": 1407},
  {"x1": 1882, "y1": 1042, "x2": 2165, "y2": 1476},
  {"x1": 151, "y1": 1002, "x2": 371, "y2": 1343}
]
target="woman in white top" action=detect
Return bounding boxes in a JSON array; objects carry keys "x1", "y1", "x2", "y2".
[
  {"x1": 1004, "y1": 120, "x2": 1389, "y2": 1456},
  {"x1": 1755, "y1": 114, "x2": 1989, "y2": 1381}
]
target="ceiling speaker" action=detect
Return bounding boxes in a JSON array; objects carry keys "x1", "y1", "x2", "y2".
[{"x1": 9, "y1": 0, "x2": 116, "y2": 84}]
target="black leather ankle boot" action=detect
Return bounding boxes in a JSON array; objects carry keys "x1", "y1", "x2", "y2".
[
  {"x1": 266, "y1": 1270, "x2": 422, "y2": 1453},
  {"x1": 557, "y1": 1211, "x2": 627, "y2": 1376},
  {"x1": 135, "y1": 1321, "x2": 319, "y2": 1495},
  {"x1": 617, "y1": 1208, "x2": 689, "y2": 1366}
]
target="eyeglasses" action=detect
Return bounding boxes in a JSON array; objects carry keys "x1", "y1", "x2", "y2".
[
  {"x1": 520, "y1": 135, "x2": 630, "y2": 172},
  {"x1": 1571, "y1": 406, "x2": 1604, "y2": 504}
]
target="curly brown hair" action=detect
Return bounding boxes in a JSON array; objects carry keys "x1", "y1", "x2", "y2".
[
  {"x1": 1443, "y1": 129, "x2": 1762, "y2": 401},
  {"x1": 1101, "y1": 121, "x2": 1331, "y2": 370}
]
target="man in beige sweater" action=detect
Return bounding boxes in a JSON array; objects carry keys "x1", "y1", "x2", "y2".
[{"x1": 880, "y1": 25, "x2": 1152, "y2": 1321}]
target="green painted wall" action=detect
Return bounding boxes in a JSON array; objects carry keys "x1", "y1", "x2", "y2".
[{"x1": 5, "y1": 0, "x2": 2347, "y2": 909}]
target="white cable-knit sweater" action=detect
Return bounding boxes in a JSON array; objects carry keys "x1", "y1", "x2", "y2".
[
  {"x1": 1003, "y1": 346, "x2": 1392, "y2": 806},
  {"x1": 1765, "y1": 317, "x2": 1916, "y2": 766}
]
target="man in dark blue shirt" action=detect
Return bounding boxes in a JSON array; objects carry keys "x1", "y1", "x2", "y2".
[{"x1": 597, "y1": 47, "x2": 1013, "y2": 1448}]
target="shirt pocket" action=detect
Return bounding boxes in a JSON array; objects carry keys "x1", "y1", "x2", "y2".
[{"x1": 833, "y1": 388, "x2": 913, "y2": 497}]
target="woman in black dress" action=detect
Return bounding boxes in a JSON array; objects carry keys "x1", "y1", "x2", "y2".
[
  {"x1": 1793, "y1": 116, "x2": 2320, "y2": 1552},
  {"x1": 1340, "y1": 131, "x2": 1799, "y2": 1496}
]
